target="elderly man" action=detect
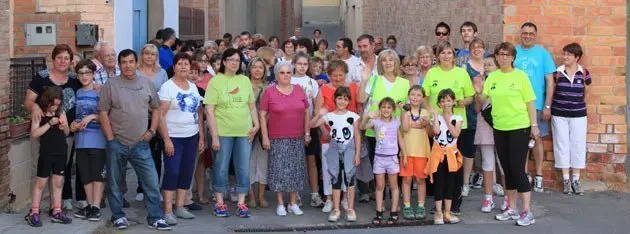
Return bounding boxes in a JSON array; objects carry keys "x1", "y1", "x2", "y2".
[
  {"x1": 92, "y1": 41, "x2": 118, "y2": 85},
  {"x1": 99, "y1": 49, "x2": 170, "y2": 230}
]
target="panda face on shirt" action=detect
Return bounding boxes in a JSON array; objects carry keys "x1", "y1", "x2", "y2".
[{"x1": 328, "y1": 116, "x2": 355, "y2": 145}]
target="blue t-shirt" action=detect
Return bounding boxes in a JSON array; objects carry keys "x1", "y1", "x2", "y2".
[
  {"x1": 75, "y1": 88, "x2": 106, "y2": 149},
  {"x1": 456, "y1": 48, "x2": 491, "y2": 67},
  {"x1": 315, "y1": 73, "x2": 329, "y2": 84},
  {"x1": 158, "y1": 45, "x2": 175, "y2": 72},
  {"x1": 514, "y1": 45, "x2": 556, "y2": 110}
]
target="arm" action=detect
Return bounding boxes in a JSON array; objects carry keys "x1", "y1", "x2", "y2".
[
  {"x1": 527, "y1": 101, "x2": 540, "y2": 139},
  {"x1": 358, "y1": 66, "x2": 372, "y2": 104},
  {"x1": 205, "y1": 104, "x2": 220, "y2": 150},
  {"x1": 444, "y1": 117, "x2": 463, "y2": 138},
  {"x1": 99, "y1": 111, "x2": 114, "y2": 141},
  {"x1": 353, "y1": 120, "x2": 361, "y2": 166},
  {"x1": 401, "y1": 111, "x2": 411, "y2": 132},
  {"x1": 157, "y1": 101, "x2": 171, "y2": 140},
  {"x1": 456, "y1": 96, "x2": 473, "y2": 107},
  {"x1": 259, "y1": 110, "x2": 270, "y2": 148},
  {"x1": 197, "y1": 105, "x2": 205, "y2": 150},
  {"x1": 398, "y1": 128, "x2": 407, "y2": 159},
  {"x1": 313, "y1": 90, "x2": 324, "y2": 120},
  {"x1": 304, "y1": 110, "x2": 312, "y2": 144},
  {"x1": 247, "y1": 102, "x2": 260, "y2": 142},
  {"x1": 60, "y1": 112, "x2": 70, "y2": 136},
  {"x1": 25, "y1": 90, "x2": 43, "y2": 122},
  {"x1": 542, "y1": 73, "x2": 555, "y2": 121},
  {"x1": 30, "y1": 117, "x2": 49, "y2": 139},
  {"x1": 431, "y1": 112, "x2": 440, "y2": 135}
]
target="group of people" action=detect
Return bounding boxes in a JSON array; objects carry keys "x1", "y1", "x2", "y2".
[{"x1": 23, "y1": 21, "x2": 591, "y2": 230}]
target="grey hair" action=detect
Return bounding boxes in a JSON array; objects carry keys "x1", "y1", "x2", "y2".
[
  {"x1": 93, "y1": 41, "x2": 109, "y2": 52},
  {"x1": 203, "y1": 40, "x2": 218, "y2": 49},
  {"x1": 273, "y1": 60, "x2": 293, "y2": 76}
]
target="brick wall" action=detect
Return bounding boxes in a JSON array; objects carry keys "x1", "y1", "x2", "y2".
[
  {"x1": 207, "y1": 0, "x2": 220, "y2": 39},
  {"x1": 0, "y1": 0, "x2": 11, "y2": 207},
  {"x1": 361, "y1": 0, "x2": 504, "y2": 56},
  {"x1": 503, "y1": 0, "x2": 627, "y2": 192}
]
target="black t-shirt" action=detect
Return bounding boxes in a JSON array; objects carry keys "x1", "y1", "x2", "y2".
[
  {"x1": 39, "y1": 115, "x2": 68, "y2": 155},
  {"x1": 29, "y1": 70, "x2": 82, "y2": 123}
]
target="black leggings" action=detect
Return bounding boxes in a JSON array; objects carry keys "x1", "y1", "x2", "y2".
[
  {"x1": 494, "y1": 127, "x2": 532, "y2": 193},
  {"x1": 432, "y1": 157, "x2": 458, "y2": 201},
  {"x1": 62, "y1": 141, "x2": 86, "y2": 201},
  {"x1": 332, "y1": 159, "x2": 355, "y2": 189}
]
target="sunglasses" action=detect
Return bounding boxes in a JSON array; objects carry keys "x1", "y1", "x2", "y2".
[{"x1": 435, "y1": 32, "x2": 449, "y2": 36}]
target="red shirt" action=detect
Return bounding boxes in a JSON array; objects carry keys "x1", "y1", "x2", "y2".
[{"x1": 260, "y1": 85, "x2": 309, "y2": 139}]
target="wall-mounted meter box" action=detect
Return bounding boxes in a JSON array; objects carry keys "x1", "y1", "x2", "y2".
[
  {"x1": 26, "y1": 23, "x2": 57, "y2": 46},
  {"x1": 76, "y1": 24, "x2": 99, "y2": 46}
]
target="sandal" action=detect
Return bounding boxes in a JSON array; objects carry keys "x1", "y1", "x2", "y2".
[
  {"x1": 372, "y1": 211, "x2": 384, "y2": 225},
  {"x1": 387, "y1": 211, "x2": 399, "y2": 225}
]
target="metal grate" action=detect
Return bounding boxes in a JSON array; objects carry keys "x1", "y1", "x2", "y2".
[{"x1": 9, "y1": 57, "x2": 47, "y2": 116}]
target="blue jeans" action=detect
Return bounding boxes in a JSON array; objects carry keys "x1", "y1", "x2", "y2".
[
  {"x1": 213, "y1": 136, "x2": 251, "y2": 193},
  {"x1": 106, "y1": 139, "x2": 163, "y2": 223}
]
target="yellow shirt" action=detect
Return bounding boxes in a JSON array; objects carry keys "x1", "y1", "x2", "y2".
[
  {"x1": 403, "y1": 109, "x2": 430, "y2": 158},
  {"x1": 483, "y1": 69, "x2": 536, "y2": 131}
]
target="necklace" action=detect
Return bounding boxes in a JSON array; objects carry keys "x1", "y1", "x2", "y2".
[{"x1": 410, "y1": 110, "x2": 421, "y2": 122}]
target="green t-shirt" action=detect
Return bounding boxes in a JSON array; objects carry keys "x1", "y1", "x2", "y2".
[
  {"x1": 204, "y1": 73, "x2": 254, "y2": 136},
  {"x1": 422, "y1": 66, "x2": 475, "y2": 129},
  {"x1": 483, "y1": 69, "x2": 536, "y2": 131},
  {"x1": 365, "y1": 75, "x2": 409, "y2": 137}
]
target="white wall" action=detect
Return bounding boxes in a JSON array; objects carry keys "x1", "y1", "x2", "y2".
[
  {"x1": 163, "y1": 0, "x2": 179, "y2": 36},
  {"x1": 114, "y1": 0, "x2": 133, "y2": 54}
]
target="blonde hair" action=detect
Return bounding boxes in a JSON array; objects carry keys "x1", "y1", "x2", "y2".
[
  {"x1": 377, "y1": 49, "x2": 402, "y2": 76},
  {"x1": 247, "y1": 56, "x2": 269, "y2": 78},
  {"x1": 401, "y1": 55, "x2": 418, "y2": 67},
  {"x1": 435, "y1": 41, "x2": 456, "y2": 67},
  {"x1": 415, "y1": 45, "x2": 433, "y2": 60},
  {"x1": 256, "y1": 46, "x2": 275, "y2": 65},
  {"x1": 138, "y1": 44, "x2": 161, "y2": 72}
]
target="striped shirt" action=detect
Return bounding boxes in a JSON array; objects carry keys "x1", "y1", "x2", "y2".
[{"x1": 551, "y1": 65, "x2": 591, "y2": 117}]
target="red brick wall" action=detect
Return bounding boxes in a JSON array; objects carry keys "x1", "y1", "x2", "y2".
[
  {"x1": 207, "y1": 0, "x2": 220, "y2": 39},
  {"x1": 0, "y1": 0, "x2": 11, "y2": 207},
  {"x1": 503, "y1": 0, "x2": 627, "y2": 191}
]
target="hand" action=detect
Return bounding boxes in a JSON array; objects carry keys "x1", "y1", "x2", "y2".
[
  {"x1": 70, "y1": 122, "x2": 80, "y2": 132},
  {"x1": 247, "y1": 126, "x2": 259, "y2": 143},
  {"x1": 94, "y1": 83, "x2": 103, "y2": 92},
  {"x1": 368, "y1": 110, "x2": 380, "y2": 119},
  {"x1": 429, "y1": 108, "x2": 438, "y2": 117},
  {"x1": 319, "y1": 108, "x2": 329, "y2": 117},
  {"x1": 316, "y1": 79, "x2": 326, "y2": 86},
  {"x1": 262, "y1": 137, "x2": 271, "y2": 151},
  {"x1": 211, "y1": 138, "x2": 220, "y2": 151},
  {"x1": 164, "y1": 139, "x2": 175, "y2": 157},
  {"x1": 141, "y1": 131, "x2": 153, "y2": 142},
  {"x1": 396, "y1": 101, "x2": 405, "y2": 111},
  {"x1": 31, "y1": 107, "x2": 43, "y2": 123},
  {"x1": 402, "y1": 157, "x2": 408, "y2": 167},
  {"x1": 473, "y1": 75, "x2": 484, "y2": 94},
  {"x1": 79, "y1": 116, "x2": 94, "y2": 130},
  {"x1": 542, "y1": 108, "x2": 551, "y2": 121},
  {"x1": 198, "y1": 138, "x2": 205, "y2": 153},
  {"x1": 304, "y1": 134, "x2": 312, "y2": 146},
  {"x1": 48, "y1": 117, "x2": 60, "y2": 125},
  {"x1": 353, "y1": 155, "x2": 361, "y2": 166},
  {"x1": 531, "y1": 126, "x2": 540, "y2": 139}
]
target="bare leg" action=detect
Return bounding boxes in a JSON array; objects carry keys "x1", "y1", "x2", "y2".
[
  {"x1": 258, "y1": 183, "x2": 268, "y2": 207},
  {"x1": 483, "y1": 171, "x2": 494, "y2": 195},
  {"x1": 30, "y1": 177, "x2": 48, "y2": 212},
  {"x1": 163, "y1": 190, "x2": 175, "y2": 213},
  {"x1": 276, "y1": 192, "x2": 284, "y2": 206},
  {"x1": 533, "y1": 139, "x2": 544, "y2": 176},
  {"x1": 93, "y1": 182, "x2": 104, "y2": 206},
  {"x1": 388, "y1": 173, "x2": 400, "y2": 213},
  {"x1": 416, "y1": 179, "x2": 426, "y2": 205},
  {"x1": 374, "y1": 174, "x2": 386, "y2": 211},
  {"x1": 51, "y1": 175, "x2": 64, "y2": 212},
  {"x1": 84, "y1": 183, "x2": 94, "y2": 205},
  {"x1": 306, "y1": 155, "x2": 319, "y2": 193},
  {"x1": 402, "y1": 177, "x2": 412, "y2": 205},
  {"x1": 519, "y1": 191, "x2": 531, "y2": 211},
  {"x1": 175, "y1": 189, "x2": 187, "y2": 208}
]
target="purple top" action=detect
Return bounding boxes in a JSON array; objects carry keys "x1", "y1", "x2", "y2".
[{"x1": 373, "y1": 119, "x2": 400, "y2": 156}]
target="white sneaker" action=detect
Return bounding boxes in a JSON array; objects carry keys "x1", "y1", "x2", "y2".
[
  {"x1": 533, "y1": 176, "x2": 544, "y2": 192},
  {"x1": 135, "y1": 193, "x2": 144, "y2": 202},
  {"x1": 322, "y1": 200, "x2": 333, "y2": 213},
  {"x1": 276, "y1": 205, "x2": 287, "y2": 216},
  {"x1": 62, "y1": 199, "x2": 73, "y2": 210},
  {"x1": 462, "y1": 185, "x2": 470, "y2": 197},
  {"x1": 481, "y1": 197, "x2": 495, "y2": 213},
  {"x1": 288, "y1": 204, "x2": 304, "y2": 216},
  {"x1": 501, "y1": 197, "x2": 509, "y2": 211},
  {"x1": 493, "y1": 184, "x2": 505, "y2": 196},
  {"x1": 310, "y1": 193, "x2": 324, "y2": 207},
  {"x1": 341, "y1": 199, "x2": 349, "y2": 211},
  {"x1": 495, "y1": 208, "x2": 519, "y2": 221}
]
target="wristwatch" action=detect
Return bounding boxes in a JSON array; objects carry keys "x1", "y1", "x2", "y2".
[
  {"x1": 147, "y1": 129, "x2": 156, "y2": 136},
  {"x1": 544, "y1": 105, "x2": 551, "y2": 109}
]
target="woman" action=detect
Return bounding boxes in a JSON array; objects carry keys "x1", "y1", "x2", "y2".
[
  {"x1": 551, "y1": 43, "x2": 591, "y2": 196},
  {"x1": 281, "y1": 39, "x2": 297, "y2": 62},
  {"x1": 422, "y1": 41, "x2": 475, "y2": 214},
  {"x1": 157, "y1": 52, "x2": 204, "y2": 224},
  {"x1": 473, "y1": 42, "x2": 538, "y2": 226},
  {"x1": 314, "y1": 40, "x2": 328, "y2": 59},
  {"x1": 268, "y1": 36, "x2": 284, "y2": 58},
  {"x1": 192, "y1": 49, "x2": 212, "y2": 204},
  {"x1": 401, "y1": 56, "x2": 421, "y2": 86},
  {"x1": 260, "y1": 61, "x2": 310, "y2": 217},
  {"x1": 203, "y1": 40, "x2": 218, "y2": 76},
  {"x1": 246, "y1": 57, "x2": 270, "y2": 209},
  {"x1": 205, "y1": 48, "x2": 259, "y2": 218},
  {"x1": 135, "y1": 44, "x2": 170, "y2": 202},
  {"x1": 313, "y1": 29, "x2": 323, "y2": 46},
  {"x1": 216, "y1": 39, "x2": 227, "y2": 54},
  {"x1": 386, "y1": 35, "x2": 403, "y2": 57},
  {"x1": 415, "y1": 45, "x2": 434, "y2": 83}
]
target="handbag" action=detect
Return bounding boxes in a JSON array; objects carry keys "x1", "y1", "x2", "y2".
[{"x1": 481, "y1": 104, "x2": 493, "y2": 127}]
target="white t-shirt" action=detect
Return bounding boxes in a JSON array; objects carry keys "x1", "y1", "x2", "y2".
[
  {"x1": 158, "y1": 79, "x2": 202, "y2": 137},
  {"x1": 433, "y1": 114, "x2": 463, "y2": 148},
  {"x1": 343, "y1": 55, "x2": 362, "y2": 84},
  {"x1": 323, "y1": 111, "x2": 360, "y2": 145},
  {"x1": 364, "y1": 75, "x2": 395, "y2": 95},
  {"x1": 291, "y1": 75, "x2": 319, "y2": 115}
]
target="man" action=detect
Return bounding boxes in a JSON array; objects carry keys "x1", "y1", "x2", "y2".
[
  {"x1": 514, "y1": 22, "x2": 556, "y2": 192},
  {"x1": 222, "y1": 32, "x2": 233, "y2": 45},
  {"x1": 432, "y1": 22, "x2": 451, "y2": 55},
  {"x1": 335, "y1": 37, "x2": 361, "y2": 83},
  {"x1": 239, "y1": 31, "x2": 252, "y2": 49},
  {"x1": 92, "y1": 41, "x2": 119, "y2": 85},
  {"x1": 289, "y1": 27, "x2": 302, "y2": 40},
  {"x1": 99, "y1": 49, "x2": 170, "y2": 230},
  {"x1": 159, "y1": 27, "x2": 176, "y2": 77},
  {"x1": 455, "y1": 21, "x2": 479, "y2": 66},
  {"x1": 374, "y1": 37, "x2": 384, "y2": 52}
]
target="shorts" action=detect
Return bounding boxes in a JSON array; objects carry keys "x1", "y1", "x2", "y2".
[
  {"x1": 37, "y1": 153, "x2": 67, "y2": 178},
  {"x1": 76, "y1": 148, "x2": 107, "y2": 184},
  {"x1": 536, "y1": 110, "x2": 550, "y2": 137},
  {"x1": 399, "y1": 157, "x2": 427, "y2": 179},
  {"x1": 305, "y1": 128, "x2": 321, "y2": 156},
  {"x1": 458, "y1": 129, "x2": 476, "y2": 158},
  {"x1": 373, "y1": 155, "x2": 400, "y2": 174}
]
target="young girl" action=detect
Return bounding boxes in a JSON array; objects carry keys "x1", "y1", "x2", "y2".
[
  {"x1": 290, "y1": 52, "x2": 324, "y2": 208},
  {"x1": 70, "y1": 60, "x2": 106, "y2": 222},
  {"x1": 26, "y1": 86, "x2": 72, "y2": 227},
  {"x1": 311, "y1": 87, "x2": 361, "y2": 222},
  {"x1": 308, "y1": 57, "x2": 329, "y2": 86},
  {"x1": 401, "y1": 85, "x2": 431, "y2": 220},
  {"x1": 362, "y1": 97, "x2": 406, "y2": 225},
  {"x1": 425, "y1": 89, "x2": 463, "y2": 225}
]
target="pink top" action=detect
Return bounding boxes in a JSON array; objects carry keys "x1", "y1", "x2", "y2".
[{"x1": 260, "y1": 84, "x2": 309, "y2": 139}]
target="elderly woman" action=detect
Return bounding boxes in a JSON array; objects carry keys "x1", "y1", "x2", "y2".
[
  {"x1": 203, "y1": 40, "x2": 218, "y2": 76},
  {"x1": 474, "y1": 42, "x2": 538, "y2": 226},
  {"x1": 415, "y1": 45, "x2": 434, "y2": 83},
  {"x1": 205, "y1": 48, "x2": 259, "y2": 218},
  {"x1": 260, "y1": 61, "x2": 310, "y2": 217},
  {"x1": 401, "y1": 56, "x2": 421, "y2": 86}
]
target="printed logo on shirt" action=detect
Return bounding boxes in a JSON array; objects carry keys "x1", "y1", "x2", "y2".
[
  {"x1": 176, "y1": 92, "x2": 201, "y2": 121},
  {"x1": 490, "y1": 83, "x2": 496, "y2": 91},
  {"x1": 431, "y1": 80, "x2": 439, "y2": 87}
]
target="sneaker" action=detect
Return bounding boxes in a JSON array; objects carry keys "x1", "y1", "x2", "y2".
[
  {"x1": 62, "y1": 199, "x2": 73, "y2": 210},
  {"x1": 415, "y1": 205, "x2": 426, "y2": 220},
  {"x1": 185, "y1": 202, "x2": 203, "y2": 211},
  {"x1": 322, "y1": 200, "x2": 333, "y2": 213},
  {"x1": 403, "y1": 206, "x2": 414, "y2": 220},
  {"x1": 563, "y1": 179, "x2": 573, "y2": 195},
  {"x1": 276, "y1": 205, "x2": 287, "y2": 216},
  {"x1": 73, "y1": 205, "x2": 91, "y2": 219},
  {"x1": 572, "y1": 180, "x2": 585, "y2": 195},
  {"x1": 135, "y1": 193, "x2": 144, "y2": 202},
  {"x1": 358, "y1": 194, "x2": 370, "y2": 203},
  {"x1": 462, "y1": 185, "x2": 470, "y2": 197},
  {"x1": 288, "y1": 203, "x2": 304, "y2": 216},
  {"x1": 516, "y1": 210, "x2": 535, "y2": 226},
  {"x1": 533, "y1": 175, "x2": 544, "y2": 192},
  {"x1": 434, "y1": 212, "x2": 444, "y2": 225},
  {"x1": 25, "y1": 212, "x2": 42, "y2": 227},
  {"x1": 493, "y1": 184, "x2": 505, "y2": 196},
  {"x1": 236, "y1": 203, "x2": 251, "y2": 218},
  {"x1": 495, "y1": 208, "x2": 519, "y2": 221},
  {"x1": 341, "y1": 199, "x2": 349, "y2": 211},
  {"x1": 149, "y1": 219, "x2": 172, "y2": 230},
  {"x1": 87, "y1": 206, "x2": 102, "y2": 222},
  {"x1": 122, "y1": 198, "x2": 131, "y2": 208},
  {"x1": 468, "y1": 174, "x2": 475, "y2": 187},
  {"x1": 51, "y1": 211, "x2": 73, "y2": 224},
  {"x1": 213, "y1": 203, "x2": 229, "y2": 217},
  {"x1": 174, "y1": 207, "x2": 195, "y2": 219},
  {"x1": 328, "y1": 209, "x2": 340, "y2": 222},
  {"x1": 450, "y1": 207, "x2": 461, "y2": 216},
  {"x1": 501, "y1": 197, "x2": 509, "y2": 211},
  {"x1": 444, "y1": 213, "x2": 460, "y2": 224},
  {"x1": 481, "y1": 198, "x2": 495, "y2": 213},
  {"x1": 112, "y1": 217, "x2": 129, "y2": 229},
  {"x1": 346, "y1": 209, "x2": 357, "y2": 222},
  {"x1": 164, "y1": 213, "x2": 178, "y2": 225},
  {"x1": 473, "y1": 173, "x2": 483, "y2": 189},
  {"x1": 310, "y1": 193, "x2": 324, "y2": 207}
]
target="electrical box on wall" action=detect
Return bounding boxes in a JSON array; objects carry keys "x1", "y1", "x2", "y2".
[
  {"x1": 76, "y1": 24, "x2": 99, "y2": 46},
  {"x1": 25, "y1": 23, "x2": 57, "y2": 46}
]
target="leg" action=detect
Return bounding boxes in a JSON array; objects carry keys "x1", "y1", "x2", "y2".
[
  {"x1": 195, "y1": 155, "x2": 207, "y2": 202},
  {"x1": 387, "y1": 173, "x2": 400, "y2": 213},
  {"x1": 212, "y1": 137, "x2": 235, "y2": 204},
  {"x1": 358, "y1": 137, "x2": 376, "y2": 198},
  {"x1": 569, "y1": 117, "x2": 587, "y2": 182},
  {"x1": 480, "y1": 145, "x2": 496, "y2": 196},
  {"x1": 276, "y1": 192, "x2": 284, "y2": 206},
  {"x1": 232, "y1": 137, "x2": 252, "y2": 205},
  {"x1": 374, "y1": 174, "x2": 385, "y2": 212},
  {"x1": 106, "y1": 140, "x2": 127, "y2": 220},
  {"x1": 508, "y1": 128, "x2": 533, "y2": 211},
  {"x1": 494, "y1": 129, "x2": 517, "y2": 209},
  {"x1": 51, "y1": 175, "x2": 65, "y2": 213},
  {"x1": 62, "y1": 147, "x2": 74, "y2": 201},
  {"x1": 532, "y1": 111, "x2": 548, "y2": 189},
  {"x1": 417, "y1": 178, "x2": 426, "y2": 205},
  {"x1": 31, "y1": 177, "x2": 49, "y2": 213},
  {"x1": 402, "y1": 177, "x2": 412, "y2": 205},
  {"x1": 162, "y1": 137, "x2": 185, "y2": 214},
  {"x1": 128, "y1": 141, "x2": 163, "y2": 223},
  {"x1": 175, "y1": 135, "x2": 199, "y2": 208}
]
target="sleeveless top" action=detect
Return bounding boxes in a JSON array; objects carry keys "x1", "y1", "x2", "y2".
[{"x1": 40, "y1": 115, "x2": 68, "y2": 155}]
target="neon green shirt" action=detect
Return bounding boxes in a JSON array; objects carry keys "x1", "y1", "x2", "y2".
[
  {"x1": 483, "y1": 69, "x2": 536, "y2": 131},
  {"x1": 365, "y1": 75, "x2": 409, "y2": 137},
  {"x1": 422, "y1": 66, "x2": 475, "y2": 129},
  {"x1": 204, "y1": 73, "x2": 254, "y2": 136}
]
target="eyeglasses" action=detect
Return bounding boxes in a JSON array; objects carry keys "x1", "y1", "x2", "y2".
[
  {"x1": 496, "y1": 53, "x2": 513, "y2": 58},
  {"x1": 77, "y1": 71, "x2": 94, "y2": 76},
  {"x1": 435, "y1": 32, "x2": 449, "y2": 36},
  {"x1": 225, "y1": 58, "x2": 240, "y2": 63},
  {"x1": 198, "y1": 59, "x2": 210, "y2": 63}
]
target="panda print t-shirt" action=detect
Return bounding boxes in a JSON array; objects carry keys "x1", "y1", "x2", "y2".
[
  {"x1": 433, "y1": 114, "x2": 463, "y2": 148},
  {"x1": 323, "y1": 111, "x2": 360, "y2": 146}
]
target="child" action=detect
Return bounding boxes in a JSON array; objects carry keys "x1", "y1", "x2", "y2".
[
  {"x1": 425, "y1": 88, "x2": 463, "y2": 225},
  {"x1": 400, "y1": 85, "x2": 431, "y2": 220},
  {"x1": 362, "y1": 97, "x2": 406, "y2": 225},
  {"x1": 26, "y1": 86, "x2": 72, "y2": 227},
  {"x1": 310, "y1": 87, "x2": 361, "y2": 222},
  {"x1": 70, "y1": 60, "x2": 106, "y2": 222},
  {"x1": 308, "y1": 57, "x2": 329, "y2": 86},
  {"x1": 474, "y1": 55, "x2": 508, "y2": 212}
]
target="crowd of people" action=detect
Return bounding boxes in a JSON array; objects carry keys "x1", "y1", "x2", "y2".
[{"x1": 23, "y1": 22, "x2": 591, "y2": 230}]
